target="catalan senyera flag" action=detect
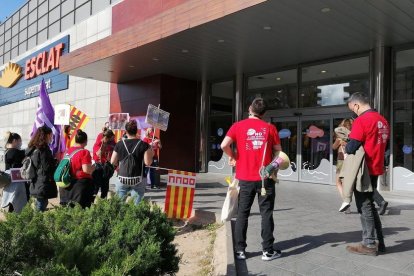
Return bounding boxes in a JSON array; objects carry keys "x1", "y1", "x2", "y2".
[
  {"x1": 66, "y1": 105, "x2": 89, "y2": 147},
  {"x1": 165, "y1": 170, "x2": 196, "y2": 219},
  {"x1": 113, "y1": 129, "x2": 126, "y2": 143}
]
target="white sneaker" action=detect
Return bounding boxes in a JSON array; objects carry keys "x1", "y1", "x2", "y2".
[
  {"x1": 339, "y1": 202, "x2": 351, "y2": 212},
  {"x1": 235, "y1": 251, "x2": 246, "y2": 260},
  {"x1": 262, "y1": 249, "x2": 282, "y2": 261}
]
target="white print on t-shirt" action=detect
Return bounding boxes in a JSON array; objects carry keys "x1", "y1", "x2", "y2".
[
  {"x1": 377, "y1": 121, "x2": 389, "y2": 144},
  {"x1": 245, "y1": 127, "x2": 268, "y2": 150}
]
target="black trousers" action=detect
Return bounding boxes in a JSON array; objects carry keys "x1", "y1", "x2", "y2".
[
  {"x1": 235, "y1": 179, "x2": 276, "y2": 252},
  {"x1": 92, "y1": 164, "x2": 110, "y2": 198},
  {"x1": 354, "y1": 176, "x2": 384, "y2": 246},
  {"x1": 66, "y1": 178, "x2": 94, "y2": 208}
]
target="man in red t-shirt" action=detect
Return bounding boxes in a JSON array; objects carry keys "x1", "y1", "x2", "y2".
[
  {"x1": 345, "y1": 92, "x2": 389, "y2": 256},
  {"x1": 221, "y1": 98, "x2": 283, "y2": 261}
]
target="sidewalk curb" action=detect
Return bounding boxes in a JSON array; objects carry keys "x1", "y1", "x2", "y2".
[{"x1": 225, "y1": 220, "x2": 237, "y2": 276}]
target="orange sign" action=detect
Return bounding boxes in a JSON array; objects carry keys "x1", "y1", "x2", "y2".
[
  {"x1": 25, "y1": 43, "x2": 64, "y2": 80},
  {"x1": 0, "y1": 63, "x2": 23, "y2": 88}
]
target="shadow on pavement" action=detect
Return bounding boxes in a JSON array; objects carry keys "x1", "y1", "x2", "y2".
[
  {"x1": 243, "y1": 227, "x2": 411, "y2": 258},
  {"x1": 385, "y1": 204, "x2": 414, "y2": 216}
]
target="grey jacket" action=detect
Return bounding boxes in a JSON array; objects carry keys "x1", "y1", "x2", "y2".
[{"x1": 338, "y1": 145, "x2": 372, "y2": 203}]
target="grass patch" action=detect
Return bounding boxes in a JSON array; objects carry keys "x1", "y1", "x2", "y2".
[{"x1": 197, "y1": 223, "x2": 223, "y2": 276}]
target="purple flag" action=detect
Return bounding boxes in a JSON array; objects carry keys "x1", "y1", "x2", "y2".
[{"x1": 31, "y1": 79, "x2": 65, "y2": 156}]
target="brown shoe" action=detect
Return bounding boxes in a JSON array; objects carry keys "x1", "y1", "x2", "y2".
[{"x1": 346, "y1": 243, "x2": 378, "y2": 256}]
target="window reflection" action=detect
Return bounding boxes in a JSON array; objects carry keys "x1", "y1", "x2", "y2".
[{"x1": 300, "y1": 57, "x2": 369, "y2": 108}]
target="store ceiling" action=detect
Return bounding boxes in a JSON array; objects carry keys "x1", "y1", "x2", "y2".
[{"x1": 61, "y1": 0, "x2": 414, "y2": 83}]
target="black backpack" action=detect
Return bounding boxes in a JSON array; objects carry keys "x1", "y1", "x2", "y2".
[{"x1": 118, "y1": 140, "x2": 143, "y2": 186}]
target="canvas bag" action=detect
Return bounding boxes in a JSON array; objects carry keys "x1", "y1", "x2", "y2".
[
  {"x1": 118, "y1": 140, "x2": 144, "y2": 186},
  {"x1": 20, "y1": 149, "x2": 39, "y2": 180},
  {"x1": 54, "y1": 148, "x2": 84, "y2": 188},
  {"x1": 220, "y1": 178, "x2": 239, "y2": 222}
]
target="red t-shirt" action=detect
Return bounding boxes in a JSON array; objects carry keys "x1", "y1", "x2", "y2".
[
  {"x1": 349, "y1": 110, "x2": 389, "y2": 175},
  {"x1": 93, "y1": 133, "x2": 115, "y2": 163},
  {"x1": 143, "y1": 137, "x2": 160, "y2": 158},
  {"x1": 226, "y1": 118, "x2": 281, "y2": 181},
  {"x1": 67, "y1": 147, "x2": 93, "y2": 179}
]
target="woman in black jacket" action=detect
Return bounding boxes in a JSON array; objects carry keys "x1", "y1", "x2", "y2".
[
  {"x1": 1, "y1": 132, "x2": 27, "y2": 212},
  {"x1": 26, "y1": 126, "x2": 58, "y2": 211}
]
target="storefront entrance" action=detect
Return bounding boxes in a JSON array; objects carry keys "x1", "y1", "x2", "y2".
[{"x1": 272, "y1": 114, "x2": 353, "y2": 185}]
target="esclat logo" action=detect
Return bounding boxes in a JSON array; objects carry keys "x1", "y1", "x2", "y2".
[{"x1": 0, "y1": 63, "x2": 23, "y2": 88}]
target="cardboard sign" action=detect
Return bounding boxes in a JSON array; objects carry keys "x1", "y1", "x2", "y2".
[
  {"x1": 10, "y1": 168, "x2": 26, "y2": 183},
  {"x1": 108, "y1": 113, "x2": 129, "y2": 130},
  {"x1": 145, "y1": 104, "x2": 170, "y2": 131},
  {"x1": 54, "y1": 104, "x2": 71, "y2": 125}
]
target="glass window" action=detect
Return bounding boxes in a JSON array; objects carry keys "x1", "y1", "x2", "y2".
[
  {"x1": 61, "y1": 11, "x2": 74, "y2": 30},
  {"x1": 0, "y1": 24, "x2": 4, "y2": 34},
  {"x1": 49, "y1": 6, "x2": 61, "y2": 23},
  {"x1": 50, "y1": 0, "x2": 61, "y2": 9},
  {"x1": 246, "y1": 69, "x2": 297, "y2": 110},
  {"x1": 38, "y1": 14, "x2": 48, "y2": 31},
  {"x1": 28, "y1": 9, "x2": 38, "y2": 25},
  {"x1": 75, "y1": 2, "x2": 91, "y2": 23},
  {"x1": 48, "y1": 20, "x2": 60, "y2": 38},
  {"x1": 62, "y1": 0, "x2": 75, "y2": 16},
  {"x1": 0, "y1": 34, "x2": 4, "y2": 45},
  {"x1": 300, "y1": 57, "x2": 369, "y2": 108},
  {"x1": 39, "y1": 1, "x2": 49, "y2": 16},
  {"x1": 394, "y1": 49, "x2": 414, "y2": 184},
  {"x1": 207, "y1": 81, "x2": 234, "y2": 174},
  {"x1": 28, "y1": 22, "x2": 38, "y2": 37},
  {"x1": 92, "y1": 0, "x2": 110, "y2": 14},
  {"x1": 19, "y1": 41, "x2": 27, "y2": 55},
  {"x1": 20, "y1": 4, "x2": 29, "y2": 17}
]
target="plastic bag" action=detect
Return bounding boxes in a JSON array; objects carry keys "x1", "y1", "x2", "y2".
[{"x1": 220, "y1": 179, "x2": 239, "y2": 222}]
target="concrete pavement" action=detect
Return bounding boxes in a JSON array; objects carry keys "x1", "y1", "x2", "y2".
[{"x1": 145, "y1": 173, "x2": 414, "y2": 276}]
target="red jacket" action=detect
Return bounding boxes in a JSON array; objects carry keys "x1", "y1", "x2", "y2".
[{"x1": 93, "y1": 133, "x2": 115, "y2": 163}]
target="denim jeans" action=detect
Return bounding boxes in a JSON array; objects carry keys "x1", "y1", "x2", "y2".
[
  {"x1": 115, "y1": 178, "x2": 145, "y2": 205},
  {"x1": 145, "y1": 159, "x2": 158, "y2": 187},
  {"x1": 234, "y1": 179, "x2": 276, "y2": 252},
  {"x1": 34, "y1": 197, "x2": 48, "y2": 212},
  {"x1": 354, "y1": 175, "x2": 384, "y2": 246}
]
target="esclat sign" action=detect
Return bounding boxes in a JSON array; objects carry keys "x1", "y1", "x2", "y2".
[{"x1": 0, "y1": 35, "x2": 69, "y2": 107}]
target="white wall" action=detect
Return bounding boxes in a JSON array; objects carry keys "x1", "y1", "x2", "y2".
[{"x1": 0, "y1": 7, "x2": 113, "y2": 152}]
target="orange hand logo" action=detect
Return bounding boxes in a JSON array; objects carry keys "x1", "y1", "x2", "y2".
[{"x1": 0, "y1": 63, "x2": 23, "y2": 88}]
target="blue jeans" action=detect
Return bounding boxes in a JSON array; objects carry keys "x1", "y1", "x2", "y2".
[
  {"x1": 145, "y1": 159, "x2": 158, "y2": 187},
  {"x1": 354, "y1": 176, "x2": 384, "y2": 246},
  {"x1": 34, "y1": 197, "x2": 48, "y2": 212},
  {"x1": 115, "y1": 178, "x2": 145, "y2": 205}
]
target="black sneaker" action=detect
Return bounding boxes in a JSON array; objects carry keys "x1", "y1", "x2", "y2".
[
  {"x1": 262, "y1": 249, "x2": 282, "y2": 261},
  {"x1": 235, "y1": 251, "x2": 246, "y2": 260},
  {"x1": 379, "y1": 201, "x2": 388, "y2": 215}
]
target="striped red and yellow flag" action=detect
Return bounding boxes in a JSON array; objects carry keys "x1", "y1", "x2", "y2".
[
  {"x1": 113, "y1": 129, "x2": 126, "y2": 143},
  {"x1": 165, "y1": 170, "x2": 196, "y2": 219},
  {"x1": 66, "y1": 105, "x2": 89, "y2": 147}
]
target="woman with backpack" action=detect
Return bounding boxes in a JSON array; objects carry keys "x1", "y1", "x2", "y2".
[
  {"x1": 111, "y1": 120, "x2": 153, "y2": 205},
  {"x1": 26, "y1": 126, "x2": 58, "y2": 212},
  {"x1": 92, "y1": 127, "x2": 115, "y2": 199},
  {"x1": 65, "y1": 130, "x2": 96, "y2": 208},
  {"x1": 1, "y1": 132, "x2": 28, "y2": 213}
]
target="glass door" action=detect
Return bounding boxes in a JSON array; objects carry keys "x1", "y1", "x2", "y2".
[
  {"x1": 272, "y1": 118, "x2": 299, "y2": 182},
  {"x1": 300, "y1": 117, "x2": 332, "y2": 184}
]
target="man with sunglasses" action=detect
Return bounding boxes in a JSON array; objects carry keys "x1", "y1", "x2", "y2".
[{"x1": 345, "y1": 92, "x2": 389, "y2": 256}]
